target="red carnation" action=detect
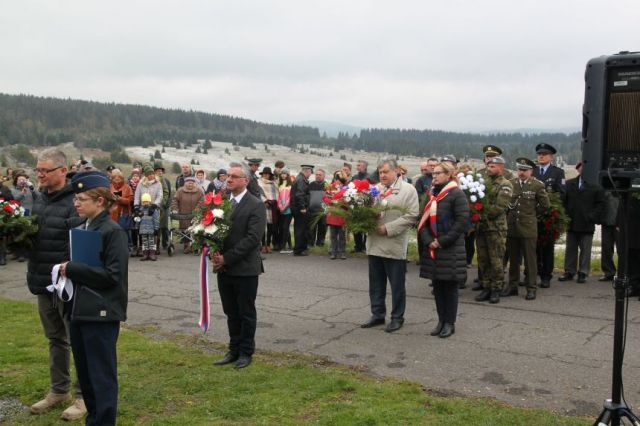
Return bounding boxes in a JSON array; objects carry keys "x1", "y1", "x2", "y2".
[
  {"x1": 322, "y1": 196, "x2": 332, "y2": 204},
  {"x1": 333, "y1": 189, "x2": 346, "y2": 200},
  {"x1": 550, "y1": 210, "x2": 559, "y2": 218},
  {"x1": 3, "y1": 204, "x2": 13, "y2": 213},
  {"x1": 353, "y1": 179, "x2": 370, "y2": 192},
  {"x1": 212, "y1": 193, "x2": 223, "y2": 206},
  {"x1": 474, "y1": 202, "x2": 483, "y2": 211},
  {"x1": 202, "y1": 210, "x2": 214, "y2": 226},
  {"x1": 11, "y1": 200, "x2": 21, "y2": 206},
  {"x1": 204, "y1": 192, "x2": 215, "y2": 205},
  {"x1": 471, "y1": 213, "x2": 480, "y2": 222}
]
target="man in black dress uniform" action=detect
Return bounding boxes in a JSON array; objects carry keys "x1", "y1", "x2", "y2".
[
  {"x1": 532, "y1": 143, "x2": 566, "y2": 288},
  {"x1": 212, "y1": 163, "x2": 266, "y2": 369}
]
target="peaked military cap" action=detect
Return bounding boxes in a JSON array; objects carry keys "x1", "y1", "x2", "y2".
[
  {"x1": 441, "y1": 154, "x2": 458, "y2": 164},
  {"x1": 535, "y1": 143, "x2": 557, "y2": 155},
  {"x1": 486, "y1": 156, "x2": 506, "y2": 165},
  {"x1": 246, "y1": 157, "x2": 262, "y2": 164},
  {"x1": 300, "y1": 164, "x2": 314, "y2": 169},
  {"x1": 71, "y1": 171, "x2": 110, "y2": 193},
  {"x1": 483, "y1": 145, "x2": 502, "y2": 156},
  {"x1": 515, "y1": 157, "x2": 535, "y2": 170}
]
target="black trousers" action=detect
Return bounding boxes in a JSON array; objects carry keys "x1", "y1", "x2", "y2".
[
  {"x1": 279, "y1": 214, "x2": 293, "y2": 250},
  {"x1": 293, "y1": 211, "x2": 309, "y2": 254},
  {"x1": 368, "y1": 255, "x2": 406, "y2": 321},
  {"x1": 217, "y1": 273, "x2": 258, "y2": 356},
  {"x1": 354, "y1": 232, "x2": 367, "y2": 252},
  {"x1": 629, "y1": 248, "x2": 640, "y2": 291},
  {"x1": 536, "y1": 239, "x2": 555, "y2": 281},
  {"x1": 70, "y1": 321, "x2": 120, "y2": 426},
  {"x1": 308, "y1": 212, "x2": 327, "y2": 246},
  {"x1": 432, "y1": 280, "x2": 459, "y2": 324},
  {"x1": 601, "y1": 225, "x2": 618, "y2": 278},
  {"x1": 464, "y1": 231, "x2": 475, "y2": 265}
]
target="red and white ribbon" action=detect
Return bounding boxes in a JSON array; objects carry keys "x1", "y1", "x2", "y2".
[{"x1": 198, "y1": 246, "x2": 211, "y2": 332}]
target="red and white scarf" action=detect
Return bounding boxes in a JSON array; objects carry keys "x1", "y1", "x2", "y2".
[{"x1": 417, "y1": 180, "x2": 458, "y2": 259}]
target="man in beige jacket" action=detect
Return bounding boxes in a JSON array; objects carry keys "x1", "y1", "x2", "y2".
[{"x1": 361, "y1": 158, "x2": 419, "y2": 333}]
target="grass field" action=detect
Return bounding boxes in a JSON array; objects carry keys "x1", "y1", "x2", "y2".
[{"x1": 0, "y1": 298, "x2": 590, "y2": 425}]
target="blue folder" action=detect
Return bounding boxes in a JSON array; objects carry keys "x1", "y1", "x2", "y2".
[{"x1": 69, "y1": 228, "x2": 103, "y2": 267}]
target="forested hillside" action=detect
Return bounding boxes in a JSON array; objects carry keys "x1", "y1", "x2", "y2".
[{"x1": 0, "y1": 93, "x2": 581, "y2": 163}]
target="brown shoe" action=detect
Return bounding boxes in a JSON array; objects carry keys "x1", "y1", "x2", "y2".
[
  {"x1": 149, "y1": 251, "x2": 157, "y2": 261},
  {"x1": 140, "y1": 250, "x2": 149, "y2": 261},
  {"x1": 30, "y1": 392, "x2": 71, "y2": 414},
  {"x1": 61, "y1": 399, "x2": 87, "y2": 421}
]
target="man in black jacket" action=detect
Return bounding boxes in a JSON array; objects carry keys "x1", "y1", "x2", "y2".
[
  {"x1": 27, "y1": 149, "x2": 86, "y2": 420},
  {"x1": 533, "y1": 143, "x2": 566, "y2": 287},
  {"x1": 559, "y1": 161, "x2": 605, "y2": 283},
  {"x1": 308, "y1": 168, "x2": 327, "y2": 247},
  {"x1": 211, "y1": 163, "x2": 266, "y2": 369},
  {"x1": 291, "y1": 164, "x2": 313, "y2": 256}
]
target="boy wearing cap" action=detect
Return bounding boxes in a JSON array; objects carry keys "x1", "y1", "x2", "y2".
[
  {"x1": 62, "y1": 170, "x2": 128, "y2": 425},
  {"x1": 558, "y1": 161, "x2": 605, "y2": 284},
  {"x1": 533, "y1": 143, "x2": 565, "y2": 287},
  {"x1": 504, "y1": 158, "x2": 549, "y2": 300}
]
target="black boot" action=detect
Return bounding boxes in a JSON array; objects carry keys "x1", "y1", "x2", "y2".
[
  {"x1": 0, "y1": 246, "x2": 6, "y2": 266},
  {"x1": 475, "y1": 289, "x2": 491, "y2": 302},
  {"x1": 489, "y1": 290, "x2": 500, "y2": 304},
  {"x1": 500, "y1": 286, "x2": 518, "y2": 297},
  {"x1": 430, "y1": 321, "x2": 444, "y2": 336},
  {"x1": 471, "y1": 281, "x2": 483, "y2": 291},
  {"x1": 439, "y1": 323, "x2": 455, "y2": 338}
]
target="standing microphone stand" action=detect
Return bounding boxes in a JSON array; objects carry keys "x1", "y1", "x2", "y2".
[{"x1": 594, "y1": 190, "x2": 640, "y2": 426}]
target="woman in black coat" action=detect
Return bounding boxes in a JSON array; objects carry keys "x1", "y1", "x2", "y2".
[
  {"x1": 60, "y1": 171, "x2": 128, "y2": 426},
  {"x1": 417, "y1": 162, "x2": 469, "y2": 338}
]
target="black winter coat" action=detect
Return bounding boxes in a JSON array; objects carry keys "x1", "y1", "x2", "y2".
[
  {"x1": 27, "y1": 183, "x2": 82, "y2": 295},
  {"x1": 290, "y1": 174, "x2": 310, "y2": 213},
  {"x1": 66, "y1": 211, "x2": 129, "y2": 322},
  {"x1": 418, "y1": 187, "x2": 469, "y2": 283},
  {"x1": 563, "y1": 177, "x2": 605, "y2": 234}
]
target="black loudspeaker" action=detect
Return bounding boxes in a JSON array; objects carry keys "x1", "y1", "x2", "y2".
[{"x1": 582, "y1": 51, "x2": 640, "y2": 190}]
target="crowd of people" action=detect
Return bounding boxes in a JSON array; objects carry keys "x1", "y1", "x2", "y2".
[{"x1": 1, "y1": 142, "x2": 639, "y2": 425}]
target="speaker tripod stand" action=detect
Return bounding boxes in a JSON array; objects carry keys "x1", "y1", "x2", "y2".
[{"x1": 594, "y1": 191, "x2": 639, "y2": 426}]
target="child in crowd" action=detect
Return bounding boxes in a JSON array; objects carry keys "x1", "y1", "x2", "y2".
[{"x1": 134, "y1": 193, "x2": 160, "y2": 261}]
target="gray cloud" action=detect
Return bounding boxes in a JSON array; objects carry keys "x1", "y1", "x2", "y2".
[{"x1": 1, "y1": 0, "x2": 638, "y2": 131}]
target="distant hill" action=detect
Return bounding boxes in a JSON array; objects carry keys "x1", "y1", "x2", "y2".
[
  {"x1": 0, "y1": 93, "x2": 582, "y2": 164},
  {"x1": 295, "y1": 120, "x2": 362, "y2": 138}
]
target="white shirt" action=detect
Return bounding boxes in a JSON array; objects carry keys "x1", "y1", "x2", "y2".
[{"x1": 230, "y1": 188, "x2": 248, "y2": 205}]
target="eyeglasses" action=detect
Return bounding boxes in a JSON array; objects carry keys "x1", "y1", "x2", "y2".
[
  {"x1": 35, "y1": 166, "x2": 62, "y2": 175},
  {"x1": 73, "y1": 196, "x2": 93, "y2": 203},
  {"x1": 227, "y1": 174, "x2": 247, "y2": 179},
  {"x1": 432, "y1": 171, "x2": 446, "y2": 175}
]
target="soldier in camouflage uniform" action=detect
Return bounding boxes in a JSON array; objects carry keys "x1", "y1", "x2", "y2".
[
  {"x1": 475, "y1": 156, "x2": 513, "y2": 304},
  {"x1": 502, "y1": 158, "x2": 549, "y2": 300},
  {"x1": 472, "y1": 145, "x2": 513, "y2": 291}
]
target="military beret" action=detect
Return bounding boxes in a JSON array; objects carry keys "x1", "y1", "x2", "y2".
[
  {"x1": 153, "y1": 163, "x2": 165, "y2": 172},
  {"x1": 515, "y1": 157, "x2": 535, "y2": 170},
  {"x1": 246, "y1": 158, "x2": 262, "y2": 164},
  {"x1": 301, "y1": 164, "x2": 314, "y2": 169},
  {"x1": 142, "y1": 165, "x2": 154, "y2": 174},
  {"x1": 441, "y1": 154, "x2": 458, "y2": 164},
  {"x1": 483, "y1": 145, "x2": 502, "y2": 156},
  {"x1": 535, "y1": 143, "x2": 557, "y2": 154},
  {"x1": 71, "y1": 171, "x2": 110, "y2": 194},
  {"x1": 486, "y1": 156, "x2": 506, "y2": 165}
]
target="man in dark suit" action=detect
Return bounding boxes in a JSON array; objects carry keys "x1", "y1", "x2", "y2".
[
  {"x1": 291, "y1": 164, "x2": 313, "y2": 256},
  {"x1": 211, "y1": 163, "x2": 266, "y2": 369},
  {"x1": 558, "y1": 161, "x2": 605, "y2": 283},
  {"x1": 532, "y1": 143, "x2": 566, "y2": 287}
]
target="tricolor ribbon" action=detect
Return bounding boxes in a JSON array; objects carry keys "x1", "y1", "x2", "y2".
[{"x1": 198, "y1": 246, "x2": 211, "y2": 332}]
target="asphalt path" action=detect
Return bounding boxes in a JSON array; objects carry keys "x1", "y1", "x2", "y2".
[{"x1": 2, "y1": 251, "x2": 640, "y2": 418}]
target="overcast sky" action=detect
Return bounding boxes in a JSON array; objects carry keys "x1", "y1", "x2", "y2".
[{"x1": 2, "y1": 1, "x2": 638, "y2": 132}]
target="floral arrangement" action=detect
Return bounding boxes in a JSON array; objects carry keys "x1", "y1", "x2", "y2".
[
  {"x1": 457, "y1": 172, "x2": 492, "y2": 223},
  {"x1": 321, "y1": 179, "x2": 392, "y2": 234},
  {"x1": 188, "y1": 192, "x2": 232, "y2": 254},
  {"x1": 538, "y1": 191, "x2": 568, "y2": 244},
  {"x1": 0, "y1": 198, "x2": 39, "y2": 249}
]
